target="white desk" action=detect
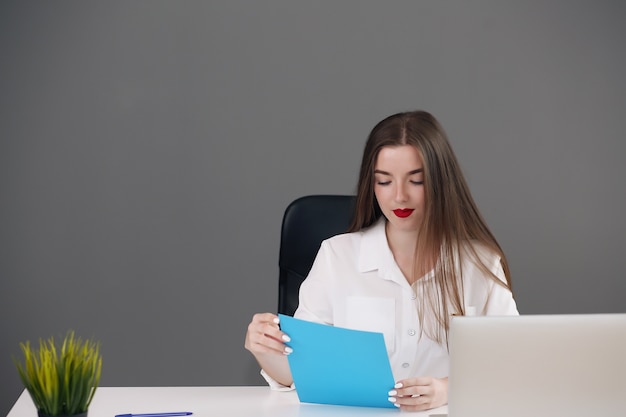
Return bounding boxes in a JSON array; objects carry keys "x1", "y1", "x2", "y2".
[{"x1": 7, "y1": 386, "x2": 449, "y2": 417}]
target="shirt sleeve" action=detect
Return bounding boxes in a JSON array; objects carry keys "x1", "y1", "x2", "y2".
[
  {"x1": 260, "y1": 240, "x2": 338, "y2": 390},
  {"x1": 485, "y1": 257, "x2": 519, "y2": 316},
  {"x1": 293, "y1": 240, "x2": 335, "y2": 325},
  {"x1": 260, "y1": 369, "x2": 295, "y2": 391}
]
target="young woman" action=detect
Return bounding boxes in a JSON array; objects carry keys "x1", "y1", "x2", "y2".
[{"x1": 245, "y1": 110, "x2": 518, "y2": 411}]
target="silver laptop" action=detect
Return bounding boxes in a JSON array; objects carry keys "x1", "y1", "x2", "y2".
[{"x1": 448, "y1": 314, "x2": 626, "y2": 417}]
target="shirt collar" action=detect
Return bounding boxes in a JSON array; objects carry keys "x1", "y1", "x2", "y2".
[{"x1": 358, "y1": 217, "x2": 439, "y2": 286}]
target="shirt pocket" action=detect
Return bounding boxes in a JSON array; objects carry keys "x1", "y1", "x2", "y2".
[{"x1": 345, "y1": 296, "x2": 396, "y2": 353}]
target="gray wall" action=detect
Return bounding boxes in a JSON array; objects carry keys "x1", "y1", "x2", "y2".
[{"x1": 2, "y1": 1, "x2": 624, "y2": 414}]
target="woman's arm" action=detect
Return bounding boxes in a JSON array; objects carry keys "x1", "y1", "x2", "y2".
[
  {"x1": 486, "y1": 256, "x2": 519, "y2": 315},
  {"x1": 244, "y1": 313, "x2": 293, "y2": 387}
]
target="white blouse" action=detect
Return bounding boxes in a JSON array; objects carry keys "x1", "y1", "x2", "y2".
[
  {"x1": 262, "y1": 218, "x2": 518, "y2": 388},
  {"x1": 295, "y1": 218, "x2": 518, "y2": 380}
]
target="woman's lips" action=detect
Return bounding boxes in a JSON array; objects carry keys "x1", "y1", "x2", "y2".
[{"x1": 393, "y1": 209, "x2": 414, "y2": 218}]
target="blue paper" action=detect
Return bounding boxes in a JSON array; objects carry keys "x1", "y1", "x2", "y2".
[{"x1": 278, "y1": 314, "x2": 397, "y2": 409}]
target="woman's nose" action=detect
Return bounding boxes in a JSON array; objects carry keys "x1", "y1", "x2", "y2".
[{"x1": 395, "y1": 183, "x2": 408, "y2": 202}]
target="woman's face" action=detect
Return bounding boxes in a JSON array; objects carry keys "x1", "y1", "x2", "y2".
[{"x1": 373, "y1": 145, "x2": 426, "y2": 234}]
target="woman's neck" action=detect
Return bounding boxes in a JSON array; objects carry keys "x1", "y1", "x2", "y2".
[
  {"x1": 386, "y1": 223, "x2": 417, "y2": 257},
  {"x1": 385, "y1": 221, "x2": 437, "y2": 283},
  {"x1": 385, "y1": 222, "x2": 420, "y2": 283}
]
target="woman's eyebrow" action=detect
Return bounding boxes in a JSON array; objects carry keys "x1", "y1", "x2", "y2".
[{"x1": 374, "y1": 168, "x2": 423, "y2": 175}]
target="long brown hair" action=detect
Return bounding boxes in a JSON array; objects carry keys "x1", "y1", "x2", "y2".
[{"x1": 349, "y1": 110, "x2": 512, "y2": 345}]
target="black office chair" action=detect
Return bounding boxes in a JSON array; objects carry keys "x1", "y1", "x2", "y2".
[{"x1": 277, "y1": 195, "x2": 356, "y2": 316}]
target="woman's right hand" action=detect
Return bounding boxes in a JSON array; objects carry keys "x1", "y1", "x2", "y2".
[{"x1": 244, "y1": 313, "x2": 292, "y2": 356}]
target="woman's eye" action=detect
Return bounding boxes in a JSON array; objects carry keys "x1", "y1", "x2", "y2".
[
  {"x1": 376, "y1": 181, "x2": 391, "y2": 186},
  {"x1": 410, "y1": 180, "x2": 424, "y2": 185}
]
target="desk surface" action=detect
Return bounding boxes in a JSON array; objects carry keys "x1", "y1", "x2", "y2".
[{"x1": 7, "y1": 386, "x2": 449, "y2": 417}]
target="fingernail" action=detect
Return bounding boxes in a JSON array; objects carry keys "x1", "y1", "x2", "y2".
[
  {"x1": 387, "y1": 397, "x2": 396, "y2": 403},
  {"x1": 394, "y1": 403, "x2": 400, "y2": 408},
  {"x1": 394, "y1": 383, "x2": 403, "y2": 389},
  {"x1": 388, "y1": 390, "x2": 397, "y2": 396},
  {"x1": 273, "y1": 317, "x2": 280, "y2": 324},
  {"x1": 282, "y1": 334, "x2": 291, "y2": 342},
  {"x1": 284, "y1": 347, "x2": 293, "y2": 355}
]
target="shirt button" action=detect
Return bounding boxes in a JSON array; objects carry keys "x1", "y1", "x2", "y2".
[
  {"x1": 408, "y1": 329, "x2": 416, "y2": 336},
  {"x1": 402, "y1": 362, "x2": 410, "y2": 368},
  {"x1": 410, "y1": 293, "x2": 417, "y2": 300}
]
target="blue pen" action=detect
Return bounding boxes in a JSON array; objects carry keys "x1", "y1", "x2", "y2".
[{"x1": 115, "y1": 413, "x2": 192, "y2": 417}]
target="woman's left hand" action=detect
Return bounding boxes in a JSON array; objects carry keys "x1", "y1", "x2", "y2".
[{"x1": 387, "y1": 377, "x2": 448, "y2": 411}]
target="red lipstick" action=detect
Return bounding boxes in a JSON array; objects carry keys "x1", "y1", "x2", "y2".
[{"x1": 393, "y1": 209, "x2": 414, "y2": 218}]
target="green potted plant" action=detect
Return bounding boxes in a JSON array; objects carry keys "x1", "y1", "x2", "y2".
[{"x1": 13, "y1": 330, "x2": 102, "y2": 417}]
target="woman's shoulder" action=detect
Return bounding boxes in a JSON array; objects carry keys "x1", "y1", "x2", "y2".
[
  {"x1": 460, "y1": 239, "x2": 503, "y2": 268},
  {"x1": 320, "y1": 219, "x2": 384, "y2": 252},
  {"x1": 320, "y1": 230, "x2": 361, "y2": 252}
]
